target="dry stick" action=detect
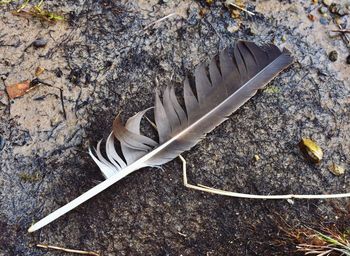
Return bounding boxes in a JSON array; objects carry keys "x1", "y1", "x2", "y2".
[
  {"x1": 37, "y1": 244, "x2": 100, "y2": 256},
  {"x1": 337, "y1": 24, "x2": 350, "y2": 47},
  {"x1": 332, "y1": 29, "x2": 350, "y2": 33},
  {"x1": 227, "y1": 3, "x2": 255, "y2": 16},
  {"x1": 179, "y1": 155, "x2": 350, "y2": 199},
  {"x1": 143, "y1": 13, "x2": 176, "y2": 30}
]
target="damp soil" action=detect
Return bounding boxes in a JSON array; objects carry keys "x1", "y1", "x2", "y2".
[{"x1": 0, "y1": 0, "x2": 350, "y2": 255}]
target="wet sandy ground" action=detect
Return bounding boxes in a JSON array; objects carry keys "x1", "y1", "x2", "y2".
[{"x1": 0, "y1": 0, "x2": 349, "y2": 255}]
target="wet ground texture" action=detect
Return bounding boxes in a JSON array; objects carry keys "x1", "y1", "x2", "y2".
[{"x1": 1, "y1": 0, "x2": 350, "y2": 255}]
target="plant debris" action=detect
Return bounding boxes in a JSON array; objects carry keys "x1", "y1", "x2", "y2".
[
  {"x1": 294, "y1": 227, "x2": 350, "y2": 255},
  {"x1": 299, "y1": 138, "x2": 323, "y2": 163},
  {"x1": 6, "y1": 80, "x2": 30, "y2": 99},
  {"x1": 264, "y1": 85, "x2": 280, "y2": 94},
  {"x1": 37, "y1": 244, "x2": 100, "y2": 256},
  {"x1": 225, "y1": 0, "x2": 255, "y2": 17},
  {"x1": 11, "y1": 0, "x2": 64, "y2": 23},
  {"x1": 329, "y1": 163, "x2": 345, "y2": 176},
  {"x1": 18, "y1": 172, "x2": 42, "y2": 183},
  {"x1": 35, "y1": 66, "x2": 45, "y2": 76}
]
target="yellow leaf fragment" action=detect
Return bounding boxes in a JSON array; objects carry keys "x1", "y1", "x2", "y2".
[
  {"x1": 329, "y1": 163, "x2": 345, "y2": 176},
  {"x1": 299, "y1": 138, "x2": 323, "y2": 163},
  {"x1": 35, "y1": 66, "x2": 45, "y2": 76}
]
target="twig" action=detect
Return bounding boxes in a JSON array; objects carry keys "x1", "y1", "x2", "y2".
[
  {"x1": 337, "y1": 24, "x2": 350, "y2": 47},
  {"x1": 332, "y1": 29, "x2": 350, "y2": 33},
  {"x1": 227, "y1": 2, "x2": 255, "y2": 16},
  {"x1": 180, "y1": 155, "x2": 350, "y2": 199},
  {"x1": 196, "y1": 183, "x2": 350, "y2": 199},
  {"x1": 59, "y1": 88, "x2": 67, "y2": 120},
  {"x1": 143, "y1": 13, "x2": 176, "y2": 30},
  {"x1": 37, "y1": 244, "x2": 100, "y2": 256}
]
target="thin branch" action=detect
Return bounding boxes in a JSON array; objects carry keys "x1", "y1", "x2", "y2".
[
  {"x1": 332, "y1": 29, "x2": 350, "y2": 33},
  {"x1": 227, "y1": 2, "x2": 255, "y2": 16},
  {"x1": 37, "y1": 244, "x2": 100, "y2": 256},
  {"x1": 179, "y1": 155, "x2": 350, "y2": 200},
  {"x1": 143, "y1": 13, "x2": 176, "y2": 30},
  {"x1": 196, "y1": 184, "x2": 350, "y2": 199}
]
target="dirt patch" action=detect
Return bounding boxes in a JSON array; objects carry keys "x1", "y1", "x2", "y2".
[{"x1": 0, "y1": 0, "x2": 349, "y2": 255}]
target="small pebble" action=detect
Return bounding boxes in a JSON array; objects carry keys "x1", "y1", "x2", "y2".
[
  {"x1": 0, "y1": 135, "x2": 4, "y2": 151},
  {"x1": 281, "y1": 35, "x2": 287, "y2": 42},
  {"x1": 346, "y1": 55, "x2": 350, "y2": 64},
  {"x1": 319, "y1": 17, "x2": 329, "y2": 25},
  {"x1": 338, "y1": 7, "x2": 349, "y2": 16},
  {"x1": 307, "y1": 14, "x2": 316, "y2": 21},
  {"x1": 319, "y1": 6, "x2": 328, "y2": 14},
  {"x1": 323, "y1": 0, "x2": 332, "y2": 6},
  {"x1": 32, "y1": 38, "x2": 48, "y2": 48},
  {"x1": 227, "y1": 24, "x2": 240, "y2": 33},
  {"x1": 199, "y1": 8, "x2": 208, "y2": 16},
  {"x1": 287, "y1": 199, "x2": 294, "y2": 205},
  {"x1": 328, "y1": 50, "x2": 338, "y2": 62}
]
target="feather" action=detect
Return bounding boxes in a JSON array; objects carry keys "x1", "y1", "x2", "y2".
[{"x1": 28, "y1": 41, "x2": 293, "y2": 232}]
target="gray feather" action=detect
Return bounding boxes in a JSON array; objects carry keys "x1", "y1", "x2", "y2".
[{"x1": 100, "y1": 40, "x2": 293, "y2": 169}]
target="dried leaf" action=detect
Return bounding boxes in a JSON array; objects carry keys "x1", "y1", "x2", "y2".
[
  {"x1": 35, "y1": 66, "x2": 45, "y2": 76},
  {"x1": 299, "y1": 138, "x2": 323, "y2": 163},
  {"x1": 6, "y1": 80, "x2": 30, "y2": 99},
  {"x1": 329, "y1": 163, "x2": 345, "y2": 176}
]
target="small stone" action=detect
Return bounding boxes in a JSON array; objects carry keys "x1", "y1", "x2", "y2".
[
  {"x1": 307, "y1": 14, "x2": 316, "y2": 22},
  {"x1": 254, "y1": 154, "x2": 260, "y2": 161},
  {"x1": 328, "y1": 50, "x2": 338, "y2": 62},
  {"x1": 281, "y1": 35, "x2": 287, "y2": 42},
  {"x1": 319, "y1": 6, "x2": 328, "y2": 14},
  {"x1": 199, "y1": 8, "x2": 208, "y2": 16},
  {"x1": 0, "y1": 135, "x2": 4, "y2": 151},
  {"x1": 346, "y1": 55, "x2": 350, "y2": 64},
  {"x1": 319, "y1": 17, "x2": 329, "y2": 25},
  {"x1": 323, "y1": 0, "x2": 332, "y2": 6},
  {"x1": 287, "y1": 199, "x2": 294, "y2": 205},
  {"x1": 227, "y1": 24, "x2": 240, "y2": 33},
  {"x1": 337, "y1": 7, "x2": 349, "y2": 16},
  {"x1": 329, "y1": 163, "x2": 345, "y2": 176},
  {"x1": 32, "y1": 38, "x2": 48, "y2": 48}
]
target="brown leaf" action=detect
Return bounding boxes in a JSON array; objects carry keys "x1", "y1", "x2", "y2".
[{"x1": 6, "y1": 80, "x2": 30, "y2": 99}]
